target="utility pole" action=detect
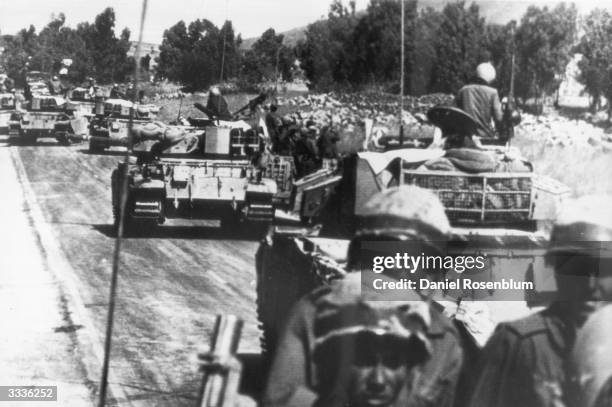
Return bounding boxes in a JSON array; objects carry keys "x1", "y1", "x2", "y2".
[{"x1": 399, "y1": 0, "x2": 405, "y2": 146}]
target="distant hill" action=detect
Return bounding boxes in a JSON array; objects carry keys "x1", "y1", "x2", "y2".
[{"x1": 240, "y1": 25, "x2": 307, "y2": 50}]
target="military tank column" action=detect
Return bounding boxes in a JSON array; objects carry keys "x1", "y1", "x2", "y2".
[{"x1": 3, "y1": 2, "x2": 612, "y2": 406}]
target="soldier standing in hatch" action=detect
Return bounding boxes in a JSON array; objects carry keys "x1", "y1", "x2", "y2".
[
  {"x1": 264, "y1": 186, "x2": 463, "y2": 407},
  {"x1": 456, "y1": 63, "x2": 503, "y2": 141},
  {"x1": 469, "y1": 195, "x2": 612, "y2": 407},
  {"x1": 110, "y1": 83, "x2": 123, "y2": 99},
  {"x1": 265, "y1": 104, "x2": 283, "y2": 153}
]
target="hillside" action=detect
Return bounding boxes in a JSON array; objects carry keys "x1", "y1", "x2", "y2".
[{"x1": 240, "y1": 25, "x2": 307, "y2": 50}]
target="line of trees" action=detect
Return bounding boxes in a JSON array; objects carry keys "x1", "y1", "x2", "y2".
[
  {"x1": 2, "y1": 1, "x2": 612, "y2": 111},
  {"x1": 1, "y1": 8, "x2": 135, "y2": 86},
  {"x1": 295, "y1": 0, "x2": 579, "y2": 102}
]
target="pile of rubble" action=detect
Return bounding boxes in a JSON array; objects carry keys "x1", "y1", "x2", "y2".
[
  {"x1": 518, "y1": 112, "x2": 612, "y2": 152},
  {"x1": 277, "y1": 92, "x2": 453, "y2": 141}
]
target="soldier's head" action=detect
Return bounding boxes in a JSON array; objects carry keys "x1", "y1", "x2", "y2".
[
  {"x1": 347, "y1": 185, "x2": 451, "y2": 283},
  {"x1": 476, "y1": 62, "x2": 496, "y2": 84},
  {"x1": 313, "y1": 303, "x2": 431, "y2": 407},
  {"x1": 546, "y1": 195, "x2": 612, "y2": 324}
]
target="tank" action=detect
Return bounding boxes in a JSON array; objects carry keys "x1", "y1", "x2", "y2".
[
  {"x1": 0, "y1": 93, "x2": 16, "y2": 135},
  {"x1": 110, "y1": 122, "x2": 284, "y2": 234},
  {"x1": 88, "y1": 98, "x2": 159, "y2": 153},
  {"x1": 65, "y1": 87, "x2": 95, "y2": 118},
  {"x1": 24, "y1": 71, "x2": 51, "y2": 100},
  {"x1": 8, "y1": 94, "x2": 76, "y2": 145}
]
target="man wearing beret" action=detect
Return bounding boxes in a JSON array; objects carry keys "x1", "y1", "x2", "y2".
[{"x1": 263, "y1": 186, "x2": 463, "y2": 407}]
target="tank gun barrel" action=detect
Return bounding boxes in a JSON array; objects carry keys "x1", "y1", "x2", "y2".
[{"x1": 85, "y1": 122, "x2": 194, "y2": 151}]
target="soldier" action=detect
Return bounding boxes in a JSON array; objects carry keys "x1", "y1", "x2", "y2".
[
  {"x1": 265, "y1": 104, "x2": 283, "y2": 153},
  {"x1": 293, "y1": 121, "x2": 320, "y2": 178},
  {"x1": 469, "y1": 195, "x2": 612, "y2": 407},
  {"x1": 264, "y1": 186, "x2": 463, "y2": 407},
  {"x1": 86, "y1": 77, "x2": 97, "y2": 98},
  {"x1": 567, "y1": 304, "x2": 612, "y2": 407},
  {"x1": 49, "y1": 75, "x2": 62, "y2": 95},
  {"x1": 110, "y1": 83, "x2": 123, "y2": 99},
  {"x1": 126, "y1": 82, "x2": 138, "y2": 102},
  {"x1": 456, "y1": 63, "x2": 503, "y2": 141},
  {"x1": 206, "y1": 86, "x2": 231, "y2": 120}
]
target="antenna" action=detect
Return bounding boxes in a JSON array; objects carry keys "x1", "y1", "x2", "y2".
[
  {"x1": 98, "y1": 1, "x2": 148, "y2": 406},
  {"x1": 399, "y1": 0, "x2": 405, "y2": 146},
  {"x1": 219, "y1": 0, "x2": 229, "y2": 83}
]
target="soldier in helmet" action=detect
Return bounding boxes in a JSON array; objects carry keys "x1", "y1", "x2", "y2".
[
  {"x1": 264, "y1": 186, "x2": 463, "y2": 407},
  {"x1": 456, "y1": 62, "x2": 503, "y2": 141},
  {"x1": 469, "y1": 195, "x2": 612, "y2": 407},
  {"x1": 110, "y1": 83, "x2": 124, "y2": 99},
  {"x1": 206, "y1": 86, "x2": 231, "y2": 120}
]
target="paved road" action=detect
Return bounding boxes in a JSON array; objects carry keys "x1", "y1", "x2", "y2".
[{"x1": 10, "y1": 140, "x2": 263, "y2": 406}]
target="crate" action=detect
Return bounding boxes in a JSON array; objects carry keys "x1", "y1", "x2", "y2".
[
  {"x1": 402, "y1": 169, "x2": 534, "y2": 223},
  {"x1": 230, "y1": 128, "x2": 260, "y2": 156},
  {"x1": 264, "y1": 155, "x2": 295, "y2": 194}
]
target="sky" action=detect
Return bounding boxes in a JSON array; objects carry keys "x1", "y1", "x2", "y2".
[
  {"x1": 0, "y1": 0, "x2": 607, "y2": 44},
  {"x1": 0, "y1": 0, "x2": 368, "y2": 44}
]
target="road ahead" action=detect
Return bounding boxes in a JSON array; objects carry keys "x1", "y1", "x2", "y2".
[{"x1": 8, "y1": 140, "x2": 263, "y2": 406}]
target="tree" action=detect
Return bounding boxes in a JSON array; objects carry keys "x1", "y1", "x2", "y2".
[
  {"x1": 1, "y1": 25, "x2": 40, "y2": 86},
  {"x1": 140, "y1": 54, "x2": 151, "y2": 72},
  {"x1": 156, "y1": 19, "x2": 241, "y2": 90},
  {"x1": 575, "y1": 9, "x2": 612, "y2": 114},
  {"x1": 430, "y1": 1, "x2": 489, "y2": 93},
  {"x1": 77, "y1": 8, "x2": 133, "y2": 82},
  {"x1": 351, "y1": 0, "x2": 418, "y2": 90},
  {"x1": 483, "y1": 21, "x2": 516, "y2": 98},
  {"x1": 298, "y1": 0, "x2": 359, "y2": 90},
  {"x1": 241, "y1": 28, "x2": 293, "y2": 86},
  {"x1": 412, "y1": 7, "x2": 442, "y2": 95},
  {"x1": 1, "y1": 8, "x2": 134, "y2": 85},
  {"x1": 514, "y1": 3, "x2": 577, "y2": 103}
]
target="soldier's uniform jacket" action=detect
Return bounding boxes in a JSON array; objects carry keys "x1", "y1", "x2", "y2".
[
  {"x1": 469, "y1": 303, "x2": 573, "y2": 407},
  {"x1": 264, "y1": 273, "x2": 464, "y2": 407},
  {"x1": 456, "y1": 81, "x2": 503, "y2": 139}
]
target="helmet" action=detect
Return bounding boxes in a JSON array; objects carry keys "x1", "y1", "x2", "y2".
[
  {"x1": 313, "y1": 296, "x2": 432, "y2": 368},
  {"x1": 546, "y1": 195, "x2": 612, "y2": 260},
  {"x1": 568, "y1": 304, "x2": 612, "y2": 407},
  {"x1": 476, "y1": 62, "x2": 496, "y2": 84},
  {"x1": 210, "y1": 86, "x2": 221, "y2": 96},
  {"x1": 347, "y1": 186, "x2": 450, "y2": 268}
]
